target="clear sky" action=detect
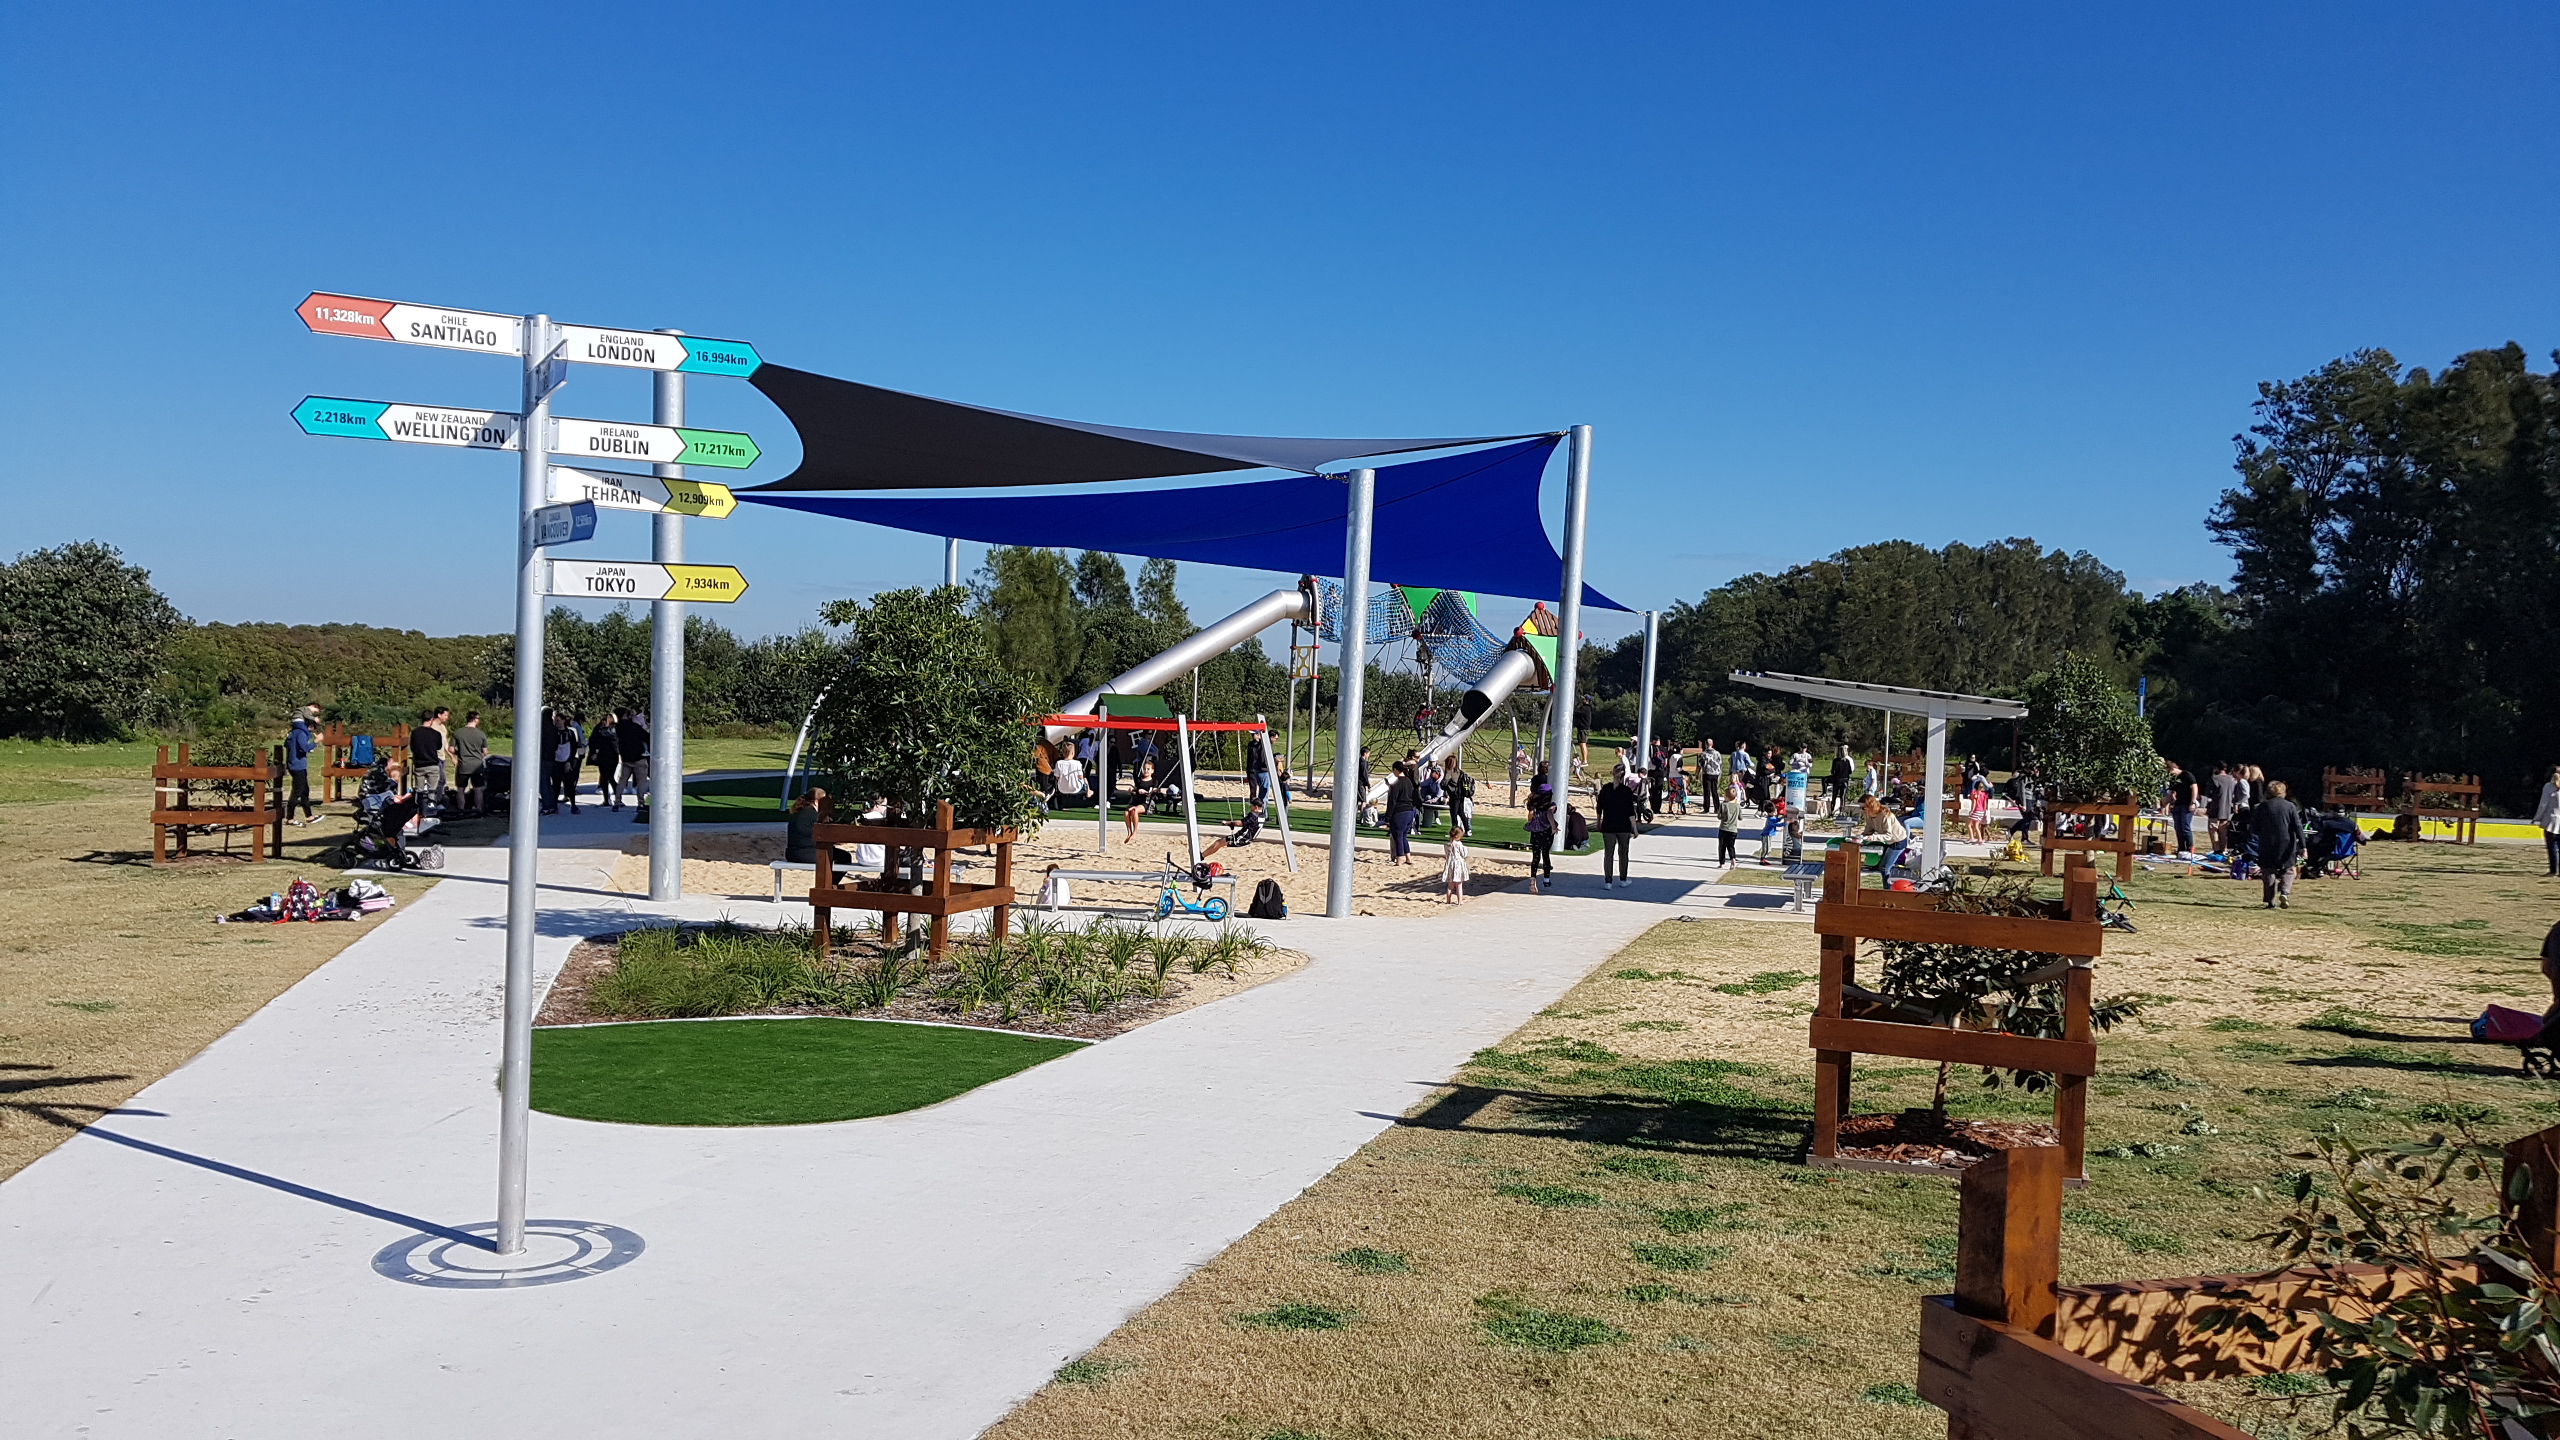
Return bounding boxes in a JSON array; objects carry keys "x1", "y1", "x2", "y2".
[{"x1": 4, "y1": 3, "x2": 2553, "y2": 650}]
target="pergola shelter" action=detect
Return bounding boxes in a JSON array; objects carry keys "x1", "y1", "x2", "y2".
[{"x1": 1728, "y1": 671, "x2": 2027, "y2": 875}]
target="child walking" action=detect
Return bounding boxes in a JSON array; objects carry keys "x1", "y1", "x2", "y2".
[{"x1": 1442, "y1": 825, "x2": 1470, "y2": 904}]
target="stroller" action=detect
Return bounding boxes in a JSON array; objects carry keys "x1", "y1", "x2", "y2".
[
  {"x1": 2306, "y1": 813, "x2": 2362, "y2": 879},
  {"x1": 334, "y1": 762, "x2": 425, "y2": 871}
]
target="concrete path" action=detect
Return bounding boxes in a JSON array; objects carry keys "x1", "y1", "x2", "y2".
[{"x1": 0, "y1": 807, "x2": 1771, "y2": 1437}]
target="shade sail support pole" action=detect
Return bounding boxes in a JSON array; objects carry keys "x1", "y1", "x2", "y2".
[
  {"x1": 943, "y1": 537, "x2": 960, "y2": 589},
  {"x1": 1326, "y1": 468, "x2": 1375, "y2": 918},
  {"x1": 1548, "y1": 425, "x2": 1593, "y2": 801},
  {"x1": 1635, "y1": 607, "x2": 1659, "y2": 780}
]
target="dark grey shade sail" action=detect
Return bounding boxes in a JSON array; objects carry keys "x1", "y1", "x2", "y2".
[{"x1": 741, "y1": 363, "x2": 1554, "y2": 491}]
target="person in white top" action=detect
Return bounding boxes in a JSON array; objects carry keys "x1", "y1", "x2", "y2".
[
  {"x1": 1442, "y1": 825, "x2": 1471, "y2": 904},
  {"x1": 1050, "y1": 752, "x2": 1089, "y2": 809},
  {"x1": 2537, "y1": 765, "x2": 2560, "y2": 877}
]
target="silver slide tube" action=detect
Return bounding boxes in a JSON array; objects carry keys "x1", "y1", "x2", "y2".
[
  {"x1": 1371, "y1": 645, "x2": 1540, "y2": 801},
  {"x1": 1045, "y1": 585, "x2": 1315, "y2": 742}
]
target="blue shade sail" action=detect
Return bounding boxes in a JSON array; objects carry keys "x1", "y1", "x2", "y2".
[{"x1": 739, "y1": 437, "x2": 1626, "y2": 611}]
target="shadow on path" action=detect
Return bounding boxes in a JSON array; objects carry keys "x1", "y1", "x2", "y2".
[{"x1": 76, "y1": 1125, "x2": 491, "y2": 1250}]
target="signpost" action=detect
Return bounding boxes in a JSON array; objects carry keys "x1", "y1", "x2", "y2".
[
  {"x1": 547, "y1": 465, "x2": 737, "y2": 518},
  {"x1": 298, "y1": 292, "x2": 762, "y2": 377},
  {"x1": 292, "y1": 289, "x2": 761, "y2": 1264},
  {"x1": 546, "y1": 559, "x2": 748, "y2": 604}
]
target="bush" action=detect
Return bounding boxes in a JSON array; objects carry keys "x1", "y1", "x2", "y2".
[{"x1": 588, "y1": 923, "x2": 830, "y2": 1019}]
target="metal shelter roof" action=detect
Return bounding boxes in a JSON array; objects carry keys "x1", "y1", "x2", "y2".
[{"x1": 1728, "y1": 670, "x2": 2027, "y2": 719}]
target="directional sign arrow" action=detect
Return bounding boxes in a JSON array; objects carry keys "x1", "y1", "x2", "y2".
[
  {"x1": 550, "y1": 416, "x2": 759, "y2": 470},
  {"x1": 292, "y1": 400, "x2": 755, "y2": 469},
  {"x1": 297, "y1": 293, "x2": 523, "y2": 357},
  {"x1": 556, "y1": 325, "x2": 762, "y2": 378},
  {"x1": 528, "y1": 500, "x2": 598, "y2": 547},
  {"x1": 291, "y1": 397, "x2": 522, "y2": 450},
  {"x1": 547, "y1": 466, "x2": 738, "y2": 519},
  {"x1": 546, "y1": 560, "x2": 748, "y2": 604}
]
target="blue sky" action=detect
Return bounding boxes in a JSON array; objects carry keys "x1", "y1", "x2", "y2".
[{"x1": 4, "y1": 3, "x2": 2553, "y2": 651}]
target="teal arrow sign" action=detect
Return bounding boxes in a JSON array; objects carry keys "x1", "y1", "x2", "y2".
[
  {"x1": 291, "y1": 397, "x2": 391, "y2": 439},
  {"x1": 677, "y1": 337, "x2": 762, "y2": 376}
]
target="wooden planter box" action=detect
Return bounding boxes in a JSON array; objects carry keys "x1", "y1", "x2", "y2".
[
  {"x1": 2401, "y1": 771, "x2": 2481, "y2": 845},
  {"x1": 2040, "y1": 801, "x2": 2139, "y2": 880},
  {"x1": 808, "y1": 800, "x2": 1017, "y2": 962},
  {"x1": 2321, "y1": 766, "x2": 2391, "y2": 816},
  {"x1": 1810, "y1": 843, "x2": 2105, "y2": 1179},
  {"x1": 151, "y1": 743, "x2": 283, "y2": 863},
  {"x1": 1917, "y1": 1130, "x2": 2560, "y2": 1438}
]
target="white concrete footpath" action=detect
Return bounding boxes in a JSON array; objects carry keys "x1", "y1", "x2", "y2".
[{"x1": 0, "y1": 806, "x2": 1770, "y2": 1438}]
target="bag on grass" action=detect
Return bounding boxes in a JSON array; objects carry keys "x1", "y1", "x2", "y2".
[
  {"x1": 279, "y1": 878, "x2": 323, "y2": 922},
  {"x1": 1563, "y1": 807, "x2": 1590, "y2": 849},
  {"x1": 407, "y1": 845, "x2": 445, "y2": 871},
  {"x1": 1248, "y1": 877, "x2": 1288, "y2": 919}
]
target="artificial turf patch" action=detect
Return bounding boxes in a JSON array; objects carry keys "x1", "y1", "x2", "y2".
[{"x1": 530, "y1": 1017, "x2": 1085, "y2": 1126}]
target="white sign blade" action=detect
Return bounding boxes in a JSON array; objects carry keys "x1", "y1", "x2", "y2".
[
  {"x1": 551, "y1": 416, "x2": 687, "y2": 465},
  {"x1": 376, "y1": 404, "x2": 522, "y2": 450},
  {"x1": 546, "y1": 466, "x2": 738, "y2": 519},
  {"x1": 557, "y1": 326, "x2": 685, "y2": 371},
  {"x1": 299, "y1": 294, "x2": 522, "y2": 356},
  {"x1": 544, "y1": 559, "x2": 748, "y2": 604}
]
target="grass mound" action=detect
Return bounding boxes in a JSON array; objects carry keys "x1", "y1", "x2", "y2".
[{"x1": 531, "y1": 1017, "x2": 1084, "y2": 1126}]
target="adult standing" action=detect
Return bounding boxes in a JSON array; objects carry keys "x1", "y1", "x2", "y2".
[
  {"x1": 618, "y1": 708, "x2": 650, "y2": 822},
  {"x1": 1446, "y1": 760, "x2": 1476, "y2": 836},
  {"x1": 1699, "y1": 738, "x2": 1723, "y2": 810},
  {"x1": 552, "y1": 711, "x2": 585, "y2": 816},
  {"x1": 282, "y1": 706, "x2": 321, "y2": 827},
  {"x1": 1385, "y1": 761, "x2": 1422, "y2": 865},
  {"x1": 2250, "y1": 780, "x2": 2305, "y2": 908},
  {"x1": 409, "y1": 707, "x2": 448, "y2": 812},
  {"x1": 1244, "y1": 727, "x2": 1272, "y2": 806},
  {"x1": 591, "y1": 709, "x2": 624, "y2": 811},
  {"x1": 1596, "y1": 763, "x2": 1639, "y2": 889},
  {"x1": 2536, "y1": 766, "x2": 2560, "y2": 877},
  {"x1": 1648, "y1": 738, "x2": 1671, "y2": 816},
  {"x1": 1355, "y1": 745, "x2": 1376, "y2": 827},
  {"x1": 1827, "y1": 743, "x2": 1854, "y2": 818},
  {"x1": 452, "y1": 710, "x2": 489, "y2": 817},
  {"x1": 2167, "y1": 762, "x2": 2198, "y2": 857},
  {"x1": 537, "y1": 710, "x2": 562, "y2": 816},
  {"x1": 2207, "y1": 762, "x2": 2240, "y2": 853},
  {"x1": 1524, "y1": 764, "x2": 1557, "y2": 893}
]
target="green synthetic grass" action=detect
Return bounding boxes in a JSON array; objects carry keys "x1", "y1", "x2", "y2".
[{"x1": 531, "y1": 1017, "x2": 1085, "y2": 1126}]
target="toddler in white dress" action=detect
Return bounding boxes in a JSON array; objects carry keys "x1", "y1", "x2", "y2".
[{"x1": 1442, "y1": 829, "x2": 1470, "y2": 904}]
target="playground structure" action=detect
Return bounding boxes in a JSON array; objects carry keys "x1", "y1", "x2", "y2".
[
  {"x1": 1917, "y1": 1127, "x2": 2560, "y2": 1438},
  {"x1": 1809, "y1": 842, "x2": 2106, "y2": 1181},
  {"x1": 1035, "y1": 711, "x2": 1297, "y2": 877},
  {"x1": 1306, "y1": 579, "x2": 1559, "y2": 807},
  {"x1": 150, "y1": 743, "x2": 286, "y2": 864},
  {"x1": 808, "y1": 799, "x2": 1017, "y2": 963}
]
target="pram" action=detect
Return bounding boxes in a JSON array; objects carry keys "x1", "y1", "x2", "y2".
[
  {"x1": 2477, "y1": 1004, "x2": 2560, "y2": 1079},
  {"x1": 2306, "y1": 814, "x2": 2362, "y2": 879},
  {"x1": 334, "y1": 763, "x2": 426, "y2": 871}
]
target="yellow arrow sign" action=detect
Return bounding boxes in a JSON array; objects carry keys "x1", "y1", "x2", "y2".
[
  {"x1": 663, "y1": 564, "x2": 749, "y2": 603},
  {"x1": 661, "y1": 480, "x2": 737, "y2": 519}
]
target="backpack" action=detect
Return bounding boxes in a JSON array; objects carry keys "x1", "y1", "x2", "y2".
[
  {"x1": 1564, "y1": 807, "x2": 1590, "y2": 849},
  {"x1": 1247, "y1": 877, "x2": 1288, "y2": 919},
  {"x1": 408, "y1": 845, "x2": 446, "y2": 871},
  {"x1": 279, "y1": 878, "x2": 323, "y2": 922}
]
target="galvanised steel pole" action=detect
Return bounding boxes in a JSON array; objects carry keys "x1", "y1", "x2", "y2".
[
  {"x1": 1635, "y1": 608, "x2": 1659, "y2": 781},
  {"x1": 648, "y1": 335, "x2": 686, "y2": 900},
  {"x1": 1549, "y1": 425, "x2": 1593, "y2": 803},
  {"x1": 1324, "y1": 468, "x2": 1375, "y2": 918},
  {"x1": 944, "y1": 537, "x2": 960, "y2": 588},
  {"x1": 498, "y1": 314, "x2": 555, "y2": 1255}
]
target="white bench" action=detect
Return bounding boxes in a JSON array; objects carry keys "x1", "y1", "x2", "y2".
[{"x1": 768, "y1": 847, "x2": 941, "y2": 902}]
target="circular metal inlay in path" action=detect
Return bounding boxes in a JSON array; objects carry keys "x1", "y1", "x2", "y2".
[{"x1": 371, "y1": 1219, "x2": 645, "y2": 1289}]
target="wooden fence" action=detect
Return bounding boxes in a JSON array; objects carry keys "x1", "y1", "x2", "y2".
[
  {"x1": 1809, "y1": 843, "x2": 2104, "y2": 1180},
  {"x1": 150, "y1": 743, "x2": 283, "y2": 863},
  {"x1": 1919, "y1": 1128, "x2": 2559, "y2": 1438},
  {"x1": 2040, "y1": 802, "x2": 2139, "y2": 881}
]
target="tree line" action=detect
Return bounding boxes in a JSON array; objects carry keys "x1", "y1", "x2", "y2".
[{"x1": 7, "y1": 342, "x2": 2550, "y2": 806}]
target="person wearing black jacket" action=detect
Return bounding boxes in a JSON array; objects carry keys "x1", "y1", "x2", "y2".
[
  {"x1": 1596, "y1": 764, "x2": 1640, "y2": 889},
  {"x1": 2249, "y1": 780, "x2": 2305, "y2": 909},
  {"x1": 591, "y1": 711, "x2": 624, "y2": 811},
  {"x1": 1384, "y1": 762, "x2": 1421, "y2": 864}
]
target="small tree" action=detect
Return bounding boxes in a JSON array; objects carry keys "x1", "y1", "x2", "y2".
[
  {"x1": 2022, "y1": 652, "x2": 2166, "y2": 803},
  {"x1": 806, "y1": 587, "x2": 1046, "y2": 834},
  {"x1": 0, "y1": 541, "x2": 186, "y2": 740}
]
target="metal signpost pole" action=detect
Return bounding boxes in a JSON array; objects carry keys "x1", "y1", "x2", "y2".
[
  {"x1": 648, "y1": 336, "x2": 686, "y2": 900},
  {"x1": 1325, "y1": 469, "x2": 1375, "y2": 918},
  {"x1": 1549, "y1": 425, "x2": 1593, "y2": 803},
  {"x1": 1635, "y1": 608, "x2": 1659, "y2": 782},
  {"x1": 497, "y1": 314, "x2": 555, "y2": 1256}
]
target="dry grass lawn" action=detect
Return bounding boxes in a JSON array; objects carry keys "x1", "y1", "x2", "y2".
[
  {"x1": 0, "y1": 741, "x2": 439, "y2": 1180},
  {"x1": 988, "y1": 842, "x2": 2554, "y2": 1440}
]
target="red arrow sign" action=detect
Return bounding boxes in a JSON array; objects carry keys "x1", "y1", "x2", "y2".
[{"x1": 299, "y1": 293, "x2": 396, "y2": 339}]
